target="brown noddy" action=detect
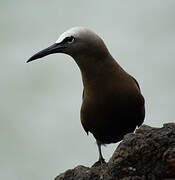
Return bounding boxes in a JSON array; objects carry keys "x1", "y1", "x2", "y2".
[{"x1": 27, "y1": 27, "x2": 145, "y2": 164}]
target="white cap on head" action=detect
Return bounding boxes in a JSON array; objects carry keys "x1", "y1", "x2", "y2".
[{"x1": 55, "y1": 27, "x2": 90, "y2": 44}]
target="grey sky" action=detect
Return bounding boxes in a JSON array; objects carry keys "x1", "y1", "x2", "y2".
[{"x1": 0, "y1": 1, "x2": 175, "y2": 180}]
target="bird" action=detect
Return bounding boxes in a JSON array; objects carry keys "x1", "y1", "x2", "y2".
[{"x1": 27, "y1": 27, "x2": 145, "y2": 164}]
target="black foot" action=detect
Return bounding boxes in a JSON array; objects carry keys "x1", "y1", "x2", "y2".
[{"x1": 92, "y1": 158, "x2": 106, "y2": 167}]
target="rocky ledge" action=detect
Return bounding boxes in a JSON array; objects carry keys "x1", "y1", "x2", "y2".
[{"x1": 55, "y1": 123, "x2": 175, "y2": 180}]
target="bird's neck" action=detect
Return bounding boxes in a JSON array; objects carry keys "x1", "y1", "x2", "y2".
[{"x1": 72, "y1": 53, "x2": 121, "y2": 86}]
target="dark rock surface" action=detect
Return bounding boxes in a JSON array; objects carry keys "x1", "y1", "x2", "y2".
[{"x1": 55, "y1": 123, "x2": 175, "y2": 180}]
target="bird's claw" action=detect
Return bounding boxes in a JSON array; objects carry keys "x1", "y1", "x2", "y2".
[{"x1": 92, "y1": 158, "x2": 106, "y2": 167}]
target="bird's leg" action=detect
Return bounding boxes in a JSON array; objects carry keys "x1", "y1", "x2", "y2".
[
  {"x1": 96, "y1": 140, "x2": 105, "y2": 164},
  {"x1": 92, "y1": 140, "x2": 106, "y2": 167}
]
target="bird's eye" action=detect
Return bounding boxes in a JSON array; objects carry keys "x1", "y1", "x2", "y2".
[{"x1": 64, "y1": 36, "x2": 75, "y2": 44}]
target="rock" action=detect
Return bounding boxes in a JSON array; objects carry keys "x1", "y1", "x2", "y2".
[{"x1": 55, "y1": 123, "x2": 175, "y2": 180}]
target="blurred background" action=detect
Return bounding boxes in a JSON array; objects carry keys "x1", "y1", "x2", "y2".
[{"x1": 1, "y1": 0, "x2": 175, "y2": 180}]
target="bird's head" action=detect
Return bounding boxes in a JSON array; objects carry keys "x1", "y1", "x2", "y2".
[{"x1": 27, "y1": 27, "x2": 109, "y2": 63}]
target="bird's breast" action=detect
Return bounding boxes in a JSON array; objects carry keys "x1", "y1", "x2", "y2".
[{"x1": 80, "y1": 80, "x2": 145, "y2": 142}]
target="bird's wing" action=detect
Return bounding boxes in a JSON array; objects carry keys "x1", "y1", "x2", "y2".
[
  {"x1": 131, "y1": 76, "x2": 145, "y2": 127},
  {"x1": 131, "y1": 76, "x2": 141, "y2": 91},
  {"x1": 82, "y1": 89, "x2": 85, "y2": 99},
  {"x1": 81, "y1": 89, "x2": 89, "y2": 135}
]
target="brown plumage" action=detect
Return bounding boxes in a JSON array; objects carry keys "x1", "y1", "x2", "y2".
[{"x1": 27, "y1": 27, "x2": 145, "y2": 163}]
